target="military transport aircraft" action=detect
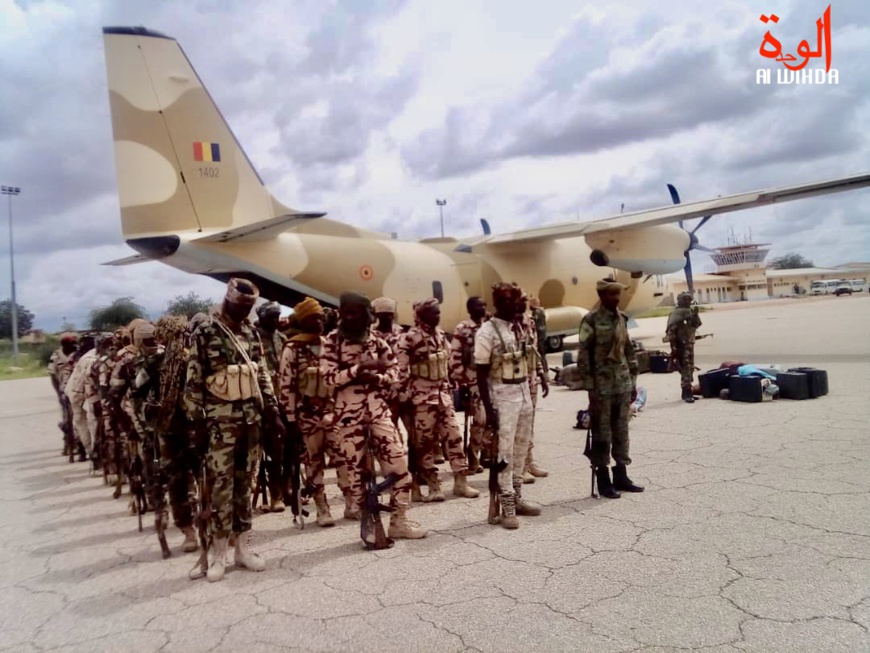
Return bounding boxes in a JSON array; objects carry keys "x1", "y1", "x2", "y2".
[{"x1": 101, "y1": 27, "x2": 870, "y2": 349}]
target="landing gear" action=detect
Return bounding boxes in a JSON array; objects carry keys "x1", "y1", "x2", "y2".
[{"x1": 545, "y1": 335, "x2": 564, "y2": 353}]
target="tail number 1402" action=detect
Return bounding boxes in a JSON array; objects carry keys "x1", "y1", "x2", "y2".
[{"x1": 198, "y1": 167, "x2": 220, "y2": 178}]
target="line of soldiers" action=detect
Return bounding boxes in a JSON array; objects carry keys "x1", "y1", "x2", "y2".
[{"x1": 49, "y1": 276, "x2": 650, "y2": 582}]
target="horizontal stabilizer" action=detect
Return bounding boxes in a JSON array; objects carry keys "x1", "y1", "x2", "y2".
[
  {"x1": 101, "y1": 254, "x2": 152, "y2": 266},
  {"x1": 484, "y1": 172, "x2": 870, "y2": 246},
  {"x1": 192, "y1": 213, "x2": 326, "y2": 244}
]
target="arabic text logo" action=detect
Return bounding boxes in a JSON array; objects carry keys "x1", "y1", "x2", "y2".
[{"x1": 756, "y1": 4, "x2": 838, "y2": 85}]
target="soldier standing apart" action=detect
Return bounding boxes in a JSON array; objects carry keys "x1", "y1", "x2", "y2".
[
  {"x1": 517, "y1": 293, "x2": 550, "y2": 483},
  {"x1": 184, "y1": 279, "x2": 285, "y2": 582},
  {"x1": 320, "y1": 292, "x2": 427, "y2": 540},
  {"x1": 398, "y1": 299, "x2": 480, "y2": 502},
  {"x1": 449, "y1": 297, "x2": 489, "y2": 473},
  {"x1": 48, "y1": 333, "x2": 78, "y2": 455},
  {"x1": 667, "y1": 291, "x2": 702, "y2": 404},
  {"x1": 279, "y1": 297, "x2": 346, "y2": 525},
  {"x1": 578, "y1": 279, "x2": 644, "y2": 499},
  {"x1": 255, "y1": 301, "x2": 288, "y2": 511},
  {"x1": 475, "y1": 283, "x2": 541, "y2": 529}
]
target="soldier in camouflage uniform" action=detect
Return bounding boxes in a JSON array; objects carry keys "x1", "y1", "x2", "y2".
[
  {"x1": 517, "y1": 293, "x2": 550, "y2": 483},
  {"x1": 578, "y1": 279, "x2": 644, "y2": 499},
  {"x1": 449, "y1": 297, "x2": 489, "y2": 473},
  {"x1": 85, "y1": 334, "x2": 114, "y2": 473},
  {"x1": 184, "y1": 279, "x2": 285, "y2": 582},
  {"x1": 64, "y1": 335, "x2": 97, "y2": 462},
  {"x1": 279, "y1": 297, "x2": 346, "y2": 525},
  {"x1": 398, "y1": 298, "x2": 480, "y2": 502},
  {"x1": 48, "y1": 333, "x2": 78, "y2": 455},
  {"x1": 97, "y1": 331, "x2": 123, "y2": 488},
  {"x1": 667, "y1": 291, "x2": 703, "y2": 403},
  {"x1": 255, "y1": 301, "x2": 288, "y2": 511},
  {"x1": 371, "y1": 297, "x2": 406, "y2": 424},
  {"x1": 320, "y1": 292, "x2": 427, "y2": 540},
  {"x1": 475, "y1": 283, "x2": 541, "y2": 529}
]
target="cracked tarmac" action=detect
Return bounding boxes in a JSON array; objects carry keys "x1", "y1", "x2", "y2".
[{"x1": 1, "y1": 296, "x2": 868, "y2": 652}]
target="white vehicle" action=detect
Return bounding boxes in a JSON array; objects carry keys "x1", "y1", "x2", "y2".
[
  {"x1": 810, "y1": 279, "x2": 843, "y2": 295},
  {"x1": 848, "y1": 279, "x2": 866, "y2": 292}
]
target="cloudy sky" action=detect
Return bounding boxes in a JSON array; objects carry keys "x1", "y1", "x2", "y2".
[{"x1": 1, "y1": 0, "x2": 868, "y2": 330}]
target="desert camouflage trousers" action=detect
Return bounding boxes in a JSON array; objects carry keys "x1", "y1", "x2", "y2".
[
  {"x1": 205, "y1": 419, "x2": 261, "y2": 538},
  {"x1": 590, "y1": 391, "x2": 631, "y2": 468},
  {"x1": 412, "y1": 395, "x2": 468, "y2": 477},
  {"x1": 70, "y1": 399, "x2": 91, "y2": 453},
  {"x1": 335, "y1": 415, "x2": 412, "y2": 510},
  {"x1": 525, "y1": 380, "x2": 539, "y2": 466},
  {"x1": 492, "y1": 384, "x2": 533, "y2": 494},
  {"x1": 299, "y1": 413, "x2": 347, "y2": 495}
]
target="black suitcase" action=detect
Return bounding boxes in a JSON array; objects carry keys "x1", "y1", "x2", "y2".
[
  {"x1": 636, "y1": 350, "x2": 650, "y2": 374},
  {"x1": 699, "y1": 368, "x2": 730, "y2": 398},
  {"x1": 729, "y1": 375, "x2": 763, "y2": 403},
  {"x1": 649, "y1": 353, "x2": 671, "y2": 373},
  {"x1": 776, "y1": 372, "x2": 810, "y2": 400},
  {"x1": 787, "y1": 367, "x2": 828, "y2": 397}
]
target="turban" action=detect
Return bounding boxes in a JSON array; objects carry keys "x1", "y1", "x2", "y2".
[
  {"x1": 293, "y1": 297, "x2": 323, "y2": 322},
  {"x1": 128, "y1": 318, "x2": 147, "y2": 331},
  {"x1": 256, "y1": 301, "x2": 281, "y2": 319},
  {"x1": 596, "y1": 279, "x2": 627, "y2": 293},
  {"x1": 371, "y1": 297, "x2": 397, "y2": 314},
  {"x1": 413, "y1": 297, "x2": 439, "y2": 317},
  {"x1": 60, "y1": 332, "x2": 78, "y2": 344},
  {"x1": 491, "y1": 282, "x2": 521, "y2": 303},
  {"x1": 133, "y1": 322, "x2": 156, "y2": 347},
  {"x1": 339, "y1": 291, "x2": 371, "y2": 309},
  {"x1": 225, "y1": 278, "x2": 259, "y2": 306}
]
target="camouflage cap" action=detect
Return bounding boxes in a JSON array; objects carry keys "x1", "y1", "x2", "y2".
[
  {"x1": 413, "y1": 297, "x2": 439, "y2": 316},
  {"x1": 256, "y1": 301, "x2": 281, "y2": 319},
  {"x1": 596, "y1": 279, "x2": 627, "y2": 292},
  {"x1": 371, "y1": 297, "x2": 397, "y2": 314}
]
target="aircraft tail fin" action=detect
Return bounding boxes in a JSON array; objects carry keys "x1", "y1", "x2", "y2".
[{"x1": 102, "y1": 27, "x2": 295, "y2": 239}]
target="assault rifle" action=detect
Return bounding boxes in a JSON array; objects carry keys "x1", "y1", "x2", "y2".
[
  {"x1": 252, "y1": 452, "x2": 270, "y2": 511},
  {"x1": 188, "y1": 457, "x2": 211, "y2": 580},
  {"x1": 128, "y1": 442, "x2": 147, "y2": 533},
  {"x1": 577, "y1": 409, "x2": 597, "y2": 498},
  {"x1": 360, "y1": 426, "x2": 397, "y2": 550},
  {"x1": 487, "y1": 408, "x2": 507, "y2": 525},
  {"x1": 145, "y1": 427, "x2": 171, "y2": 559},
  {"x1": 285, "y1": 424, "x2": 311, "y2": 528},
  {"x1": 60, "y1": 397, "x2": 75, "y2": 464}
]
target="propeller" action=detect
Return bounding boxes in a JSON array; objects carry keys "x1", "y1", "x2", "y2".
[{"x1": 666, "y1": 183, "x2": 715, "y2": 297}]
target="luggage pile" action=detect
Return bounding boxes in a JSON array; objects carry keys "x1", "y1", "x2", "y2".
[{"x1": 698, "y1": 364, "x2": 829, "y2": 403}]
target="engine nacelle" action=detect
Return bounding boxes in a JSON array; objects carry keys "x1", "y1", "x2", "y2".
[{"x1": 585, "y1": 224, "x2": 689, "y2": 274}]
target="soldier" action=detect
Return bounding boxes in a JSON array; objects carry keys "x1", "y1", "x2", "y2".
[
  {"x1": 667, "y1": 291, "x2": 703, "y2": 403},
  {"x1": 64, "y1": 335, "x2": 97, "y2": 462},
  {"x1": 578, "y1": 279, "x2": 644, "y2": 499},
  {"x1": 371, "y1": 296, "x2": 406, "y2": 426},
  {"x1": 255, "y1": 301, "x2": 287, "y2": 511},
  {"x1": 279, "y1": 297, "x2": 345, "y2": 525},
  {"x1": 153, "y1": 315, "x2": 199, "y2": 553},
  {"x1": 398, "y1": 298, "x2": 480, "y2": 502},
  {"x1": 48, "y1": 333, "x2": 78, "y2": 455},
  {"x1": 184, "y1": 279, "x2": 285, "y2": 582},
  {"x1": 84, "y1": 334, "x2": 113, "y2": 472},
  {"x1": 529, "y1": 296, "x2": 548, "y2": 365},
  {"x1": 475, "y1": 283, "x2": 541, "y2": 529},
  {"x1": 320, "y1": 292, "x2": 427, "y2": 540},
  {"x1": 517, "y1": 293, "x2": 550, "y2": 483},
  {"x1": 448, "y1": 296, "x2": 489, "y2": 473}
]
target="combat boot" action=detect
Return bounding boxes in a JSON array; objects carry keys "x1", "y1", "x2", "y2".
[
  {"x1": 500, "y1": 493, "x2": 519, "y2": 529},
  {"x1": 344, "y1": 494, "x2": 360, "y2": 521},
  {"x1": 411, "y1": 478, "x2": 423, "y2": 503},
  {"x1": 528, "y1": 461, "x2": 549, "y2": 478},
  {"x1": 522, "y1": 469, "x2": 536, "y2": 484},
  {"x1": 77, "y1": 442, "x2": 88, "y2": 463},
  {"x1": 466, "y1": 449, "x2": 482, "y2": 475},
  {"x1": 452, "y1": 472, "x2": 480, "y2": 498},
  {"x1": 681, "y1": 387, "x2": 695, "y2": 403},
  {"x1": 207, "y1": 537, "x2": 228, "y2": 582},
  {"x1": 388, "y1": 505, "x2": 428, "y2": 539},
  {"x1": 513, "y1": 478, "x2": 542, "y2": 516},
  {"x1": 612, "y1": 464, "x2": 644, "y2": 492},
  {"x1": 314, "y1": 490, "x2": 335, "y2": 527},
  {"x1": 234, "y1": 531, "x2": 266, "y2": 572},
  {"x1": 422, "y1": 472, "x2": 445, "y2": 503},
  {"x1": 181, "y1": 526, "x2": 198, "y2": 553},
  {"x1": 595, "y1": 467, "x2": 621, "y2": 499},
  {"x1": 270, "y1": 487, "x2": 286, "y2": 513}
]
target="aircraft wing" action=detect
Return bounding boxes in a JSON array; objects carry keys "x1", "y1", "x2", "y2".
[
  {"x1": 484, "y1": 172, "x2": 870, "y2": 245},
  {"x1": 102, "y1": 254, "x2": 152, "y2": 266},
  {"x1": 192, "y1": 213, "x2": 326, "y2": 244}
]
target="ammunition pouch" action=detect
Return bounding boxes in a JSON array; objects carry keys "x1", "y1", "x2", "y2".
[
  {"x1": 497, "y1": 351, "x2": 529, "y2": 383},
  {"x1": 410, "y1": 351, "x2": 448, "y2": 381},
  {"x1": 299, "y1": 366, "x2": 333, "y2": 399},
  {"x1": 205, "y1": 363, "x2": 259, "y2": 402}
]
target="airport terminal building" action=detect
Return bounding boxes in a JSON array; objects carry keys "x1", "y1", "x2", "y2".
[{"x1": 668, "y1": 243, "x2": 870, "y2": 304}]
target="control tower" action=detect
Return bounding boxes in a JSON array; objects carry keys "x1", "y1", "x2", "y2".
[{"x1": 709, "y1": 243, "x2": 771, "y2": 300}]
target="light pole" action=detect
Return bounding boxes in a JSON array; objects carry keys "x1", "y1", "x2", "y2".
[
  {"x1": 436, "y1": 198, "x2": 447, "y2": 237},
  {"x1": 1, "y1": 185, "x2": 20, "y2": 362}
]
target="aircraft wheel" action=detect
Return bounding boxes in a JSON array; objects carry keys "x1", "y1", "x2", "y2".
[{"x1": 546, "y1": 336, "x2": 564, "y2": 353}]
